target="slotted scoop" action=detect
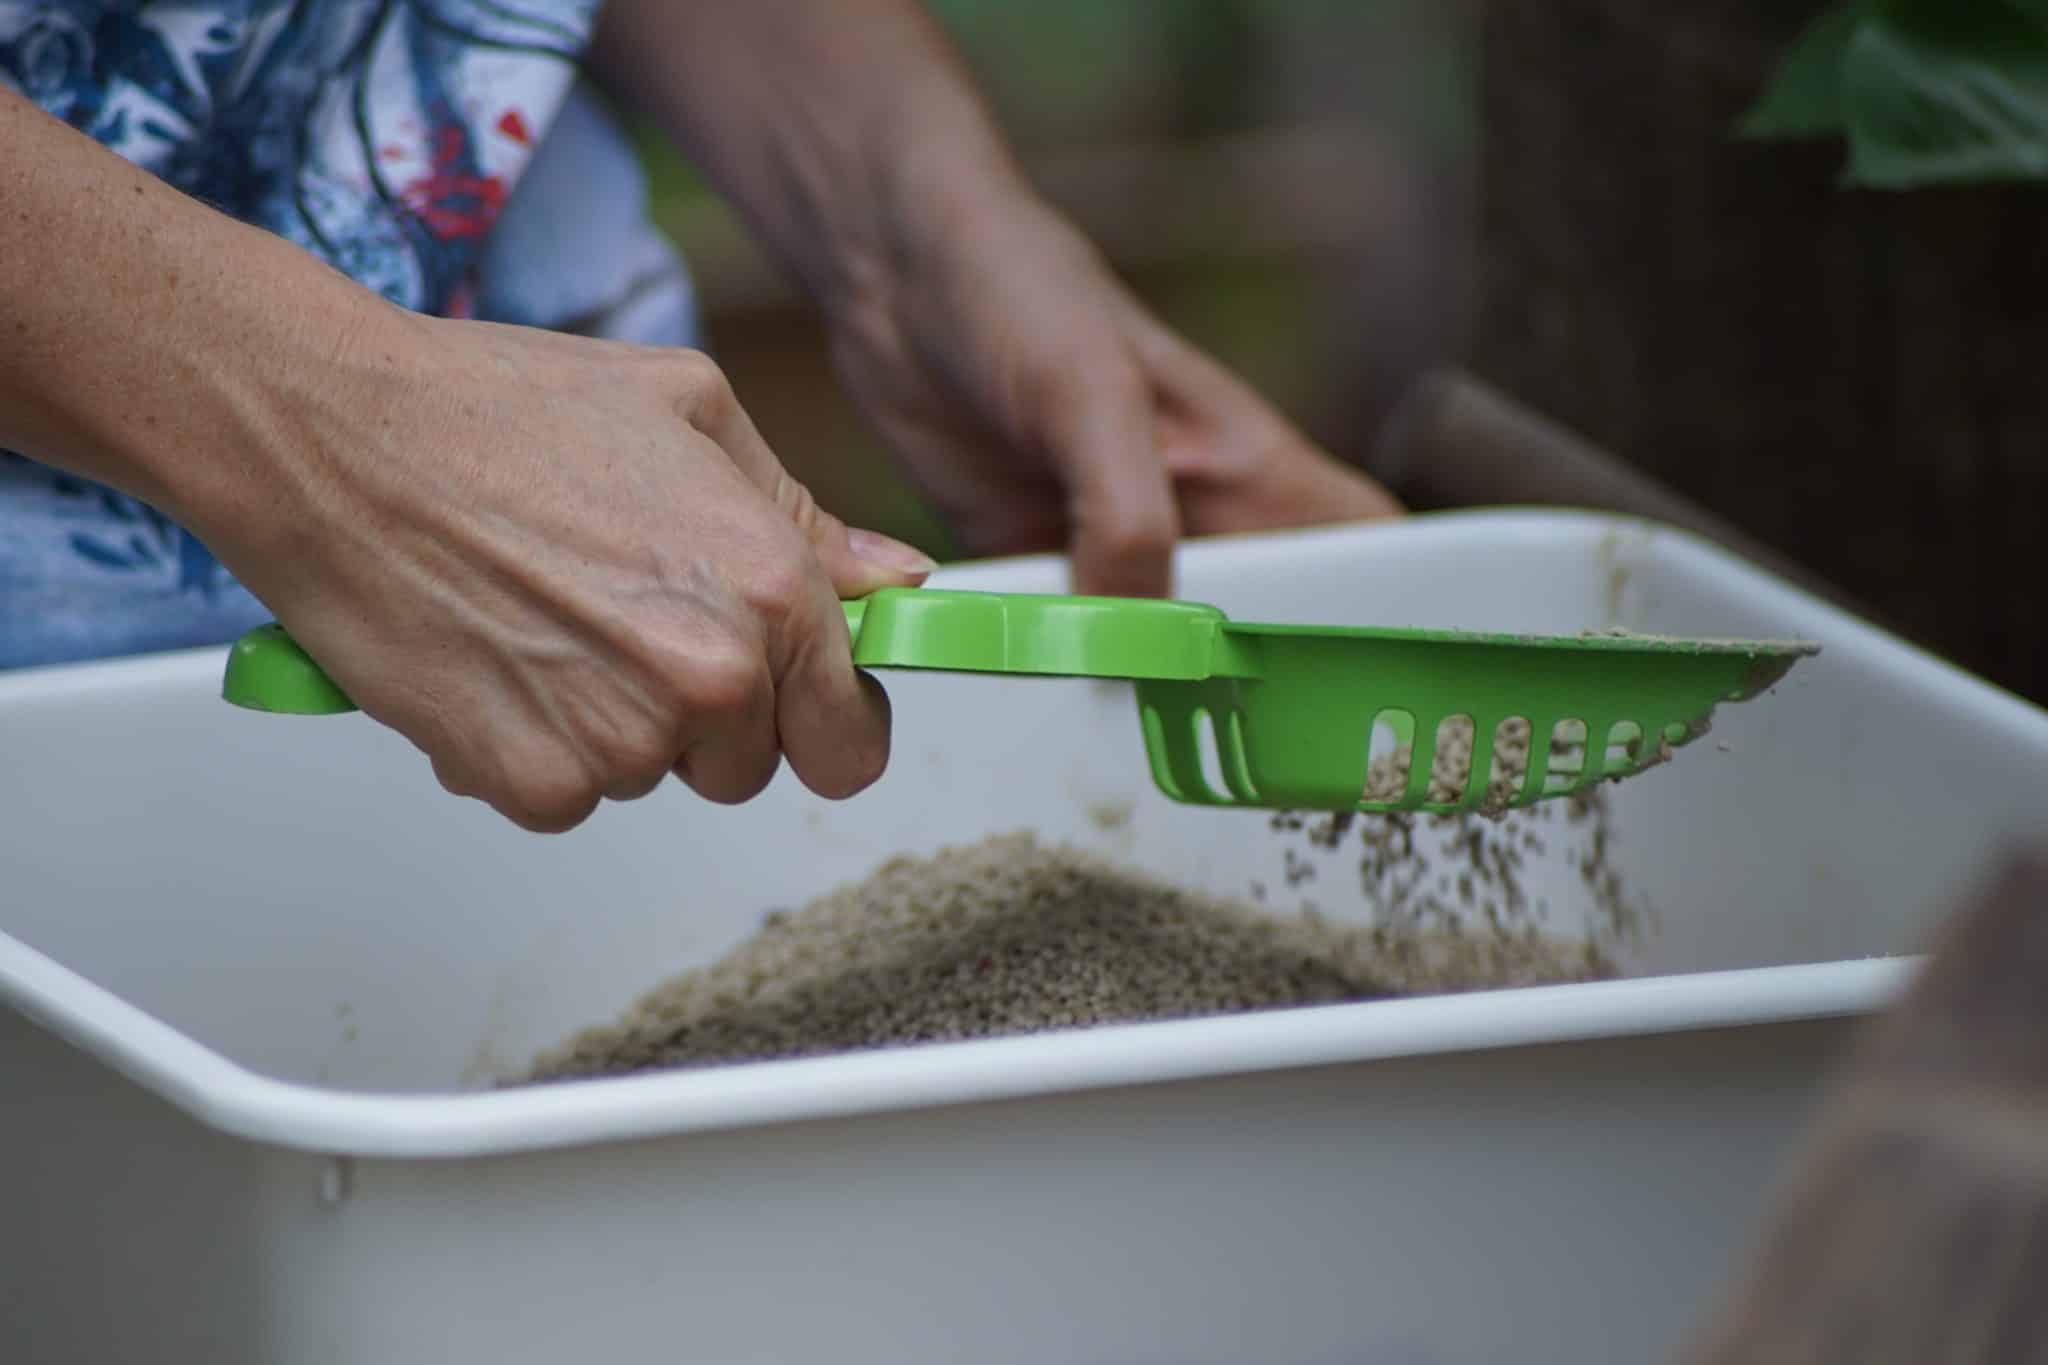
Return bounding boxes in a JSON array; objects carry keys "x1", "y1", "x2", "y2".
[{"x1": 221, "y1": 589, "x2": 1816, "y2": 815}]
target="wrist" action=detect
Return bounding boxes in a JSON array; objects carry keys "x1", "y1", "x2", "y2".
[
  {"x1": 110, "y1": 242, "x2": 398, "y2": 548},
  {"x1": 825, "y1": 119, "x2": 1041, "y2": 326},
  {"x1": 171, "y1": 276, "x2": 427, "y2": 585},
  {"x1": 584, "y1": 0, "x2": 1041, "y2": 325}
]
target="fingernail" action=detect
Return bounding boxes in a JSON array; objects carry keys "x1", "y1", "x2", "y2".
[{"x1": 848, "y1": 528, "x2": 938, "y2": 576}]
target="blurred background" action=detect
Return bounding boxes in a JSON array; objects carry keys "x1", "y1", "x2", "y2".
[{"x1": 626, "y1": 0, "x2": 2048, "y2": 708}]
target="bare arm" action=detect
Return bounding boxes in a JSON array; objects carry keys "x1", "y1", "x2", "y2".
[
  {"x1": 584, "y1": 0, "x2": 1017, "y2": 317},
  {"x1": 0, "y1": 86, "x2": 383, "y2": 543}
]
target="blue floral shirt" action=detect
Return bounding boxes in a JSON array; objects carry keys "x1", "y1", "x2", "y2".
[{"x1": 0, "y1": 1, "x2": 695, "y2": 668}]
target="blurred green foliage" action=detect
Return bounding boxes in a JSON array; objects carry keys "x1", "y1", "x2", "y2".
[{"x1": 1741, "y1": 0, "x2": 2048, "y2": 186}]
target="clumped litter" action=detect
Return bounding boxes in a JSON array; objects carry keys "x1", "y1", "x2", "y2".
[{"x1": 519, "y1": 724, "x2": 1648, "y2": 1084}]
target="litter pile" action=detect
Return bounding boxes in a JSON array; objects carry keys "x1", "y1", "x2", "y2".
[
  {"x1": 520, "y1": 717, "x2": 1653, "y2": 1082},
  {"x1": 520, "y1": 830, "x2": 1616, "y2": 1083},
  {"x1": 524, "y1": 789, "x2": 1646, "y2": 1088}
]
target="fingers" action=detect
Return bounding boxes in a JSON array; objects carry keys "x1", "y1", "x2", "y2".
[
  {"x1": 728, "y1": 540, "x2": 894, "y2": 803},
  {"x1": 672, "y1": 349, "x2": 936, "y2": 599},
  {"x1": 668, "y1": 632, "x2": 784, "y2": 804},
  {"x1": 642, "y1": 517, "x2": 892, "y2": 806},
  {"x1": 668, "y1": 348, "x2": 787, "y2": 488},
  {"x1": 656, "y1": 350, "x2": 898, "y2": 803},
  {"x1": 778, "y1": 630, "x2": 894, "y2": 802},
  {"x1": 468, "y1": 351, "x2": 897, "y2": 822},
  {"x1": 440, "y1": 575, "x2": 884, "y2": 822},
  {"x1": 1124, "y1": 307, "x2": 1288, "y2": 484},
  {"x1": 1172, "y1": 443, "x2": 1405, "y2": 536},
  {"x1": 429, "y1": 733, "x2": 604, "y2": 836},
  {"x1": 1127, "y1": 308, "x2": 1405, "y2": 532},
  {"x1": 782, "y1": 492, "x2": 936, "y2": 602},
  {"x1": 677, "y1": 346, "x2": 912, "y2": 792},
  {"x1": 1031, "y1": 355, "x2": 1180, "y2": 598}
]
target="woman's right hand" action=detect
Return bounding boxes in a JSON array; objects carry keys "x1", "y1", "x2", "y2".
[
  {"x1": 4, "y1": 88, "x2": 928, "y2": 832},
  {"x1": 200, "y1": 307, "x2": 936, "y2": 833}
]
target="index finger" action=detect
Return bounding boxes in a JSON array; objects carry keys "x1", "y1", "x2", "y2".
[{"x1": 1035, "y1": 355, "x2": 1179, "y2": 598}]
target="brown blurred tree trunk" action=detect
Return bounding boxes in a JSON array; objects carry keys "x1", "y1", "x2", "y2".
[{"x1": 1474, "y1": 2, "x2": 2048, "y2": 703}]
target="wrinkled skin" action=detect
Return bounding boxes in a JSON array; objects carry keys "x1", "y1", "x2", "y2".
[
  {"x1": 209, "y1": 312, "x2": 938, "y2": 833},
  {"x1": 832, "y1": 190, "x2": 1403, "y2": 598}
]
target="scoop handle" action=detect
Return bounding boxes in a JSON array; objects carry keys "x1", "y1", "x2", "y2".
[
  {"x1": 222, "y1": 601, "x2": 873, "y2": 716},
  {"x1": 221, "y1": 625, "x2": 358, "y2": 714}
]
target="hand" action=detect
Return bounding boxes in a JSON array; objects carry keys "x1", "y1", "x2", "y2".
[
  {"x1": 3, "y1": 84, "x2": 929, "y2": 833},
  {"x1": 825, "y1": 190, "x2": 1403, "y2": 597},
  {"x1": 200, "y1": 307, "x2": 935, "y2": 832},
  {"x1": 581, "y1": 0, "x2": 1398, "y2": 597}
]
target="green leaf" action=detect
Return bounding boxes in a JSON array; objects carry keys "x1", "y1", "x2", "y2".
[
  {"x1": 1738, "y1": 4, "x2": 1869, "y2": 140},
  {"x1": 1839, "y1": 0, "x2": 2048, "y2": 186}
]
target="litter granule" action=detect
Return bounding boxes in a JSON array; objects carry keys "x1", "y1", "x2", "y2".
[
  {"x1": 1360, "y1": 714, "x2": 1676, "y2": 818},
  {"x1": 518, "y1": 831, "x2": 1616, "y2": 1084},
  {"x1": 1272, "y1": 717, "x2": 1650, "y2": 953}
]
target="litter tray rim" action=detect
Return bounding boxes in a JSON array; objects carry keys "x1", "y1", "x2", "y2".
[
  {"x1": 0, "y1": 931, "x2": 1907, "y2": 1160},
  {"x1": 3, "y1": 509, "x2": 2042, "y2": 1159}
]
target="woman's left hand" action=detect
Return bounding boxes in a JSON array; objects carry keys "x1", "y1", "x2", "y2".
[
  {"x1": 588, "y1": 0, "x2": 1401, "y2": 598},
  {"x1": 825, "y1": 188, "x2": 1403, "y2": 598}
]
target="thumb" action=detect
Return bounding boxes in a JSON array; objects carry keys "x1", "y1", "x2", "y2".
[
  {"x1": 809, "y1": 516, "x2": 938, "y2": 598},
  {"x1": 684, "y1": 367, "x2": 937, "y2": 597},
  {"x1": 762, "y1": 464, "x2": 933, "y2": 597}
]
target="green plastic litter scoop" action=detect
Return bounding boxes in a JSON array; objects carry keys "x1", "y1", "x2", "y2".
[{"x1": 221, "y1": 589, "x2": 1816, "y2": 816}]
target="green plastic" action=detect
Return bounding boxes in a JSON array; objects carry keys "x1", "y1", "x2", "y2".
[
  {"x1": 222, "y1": 624, "x2": 357, "y2": 715},
  {"x1": 221, "y1": 589, "x2": 1817, "y2": 815}
]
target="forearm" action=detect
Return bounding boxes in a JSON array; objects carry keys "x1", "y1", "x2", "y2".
[
  {"x1": 586, "y1": 0, "x2": 1029, "y2": 316},
  {"x1": 0, "y1": 89, "x2": 389, "y2": 536}
]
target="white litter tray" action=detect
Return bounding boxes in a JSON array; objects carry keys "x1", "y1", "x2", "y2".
[{"x1": 4, "y1": 510, "x2": 2043, "y2": 1365}]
